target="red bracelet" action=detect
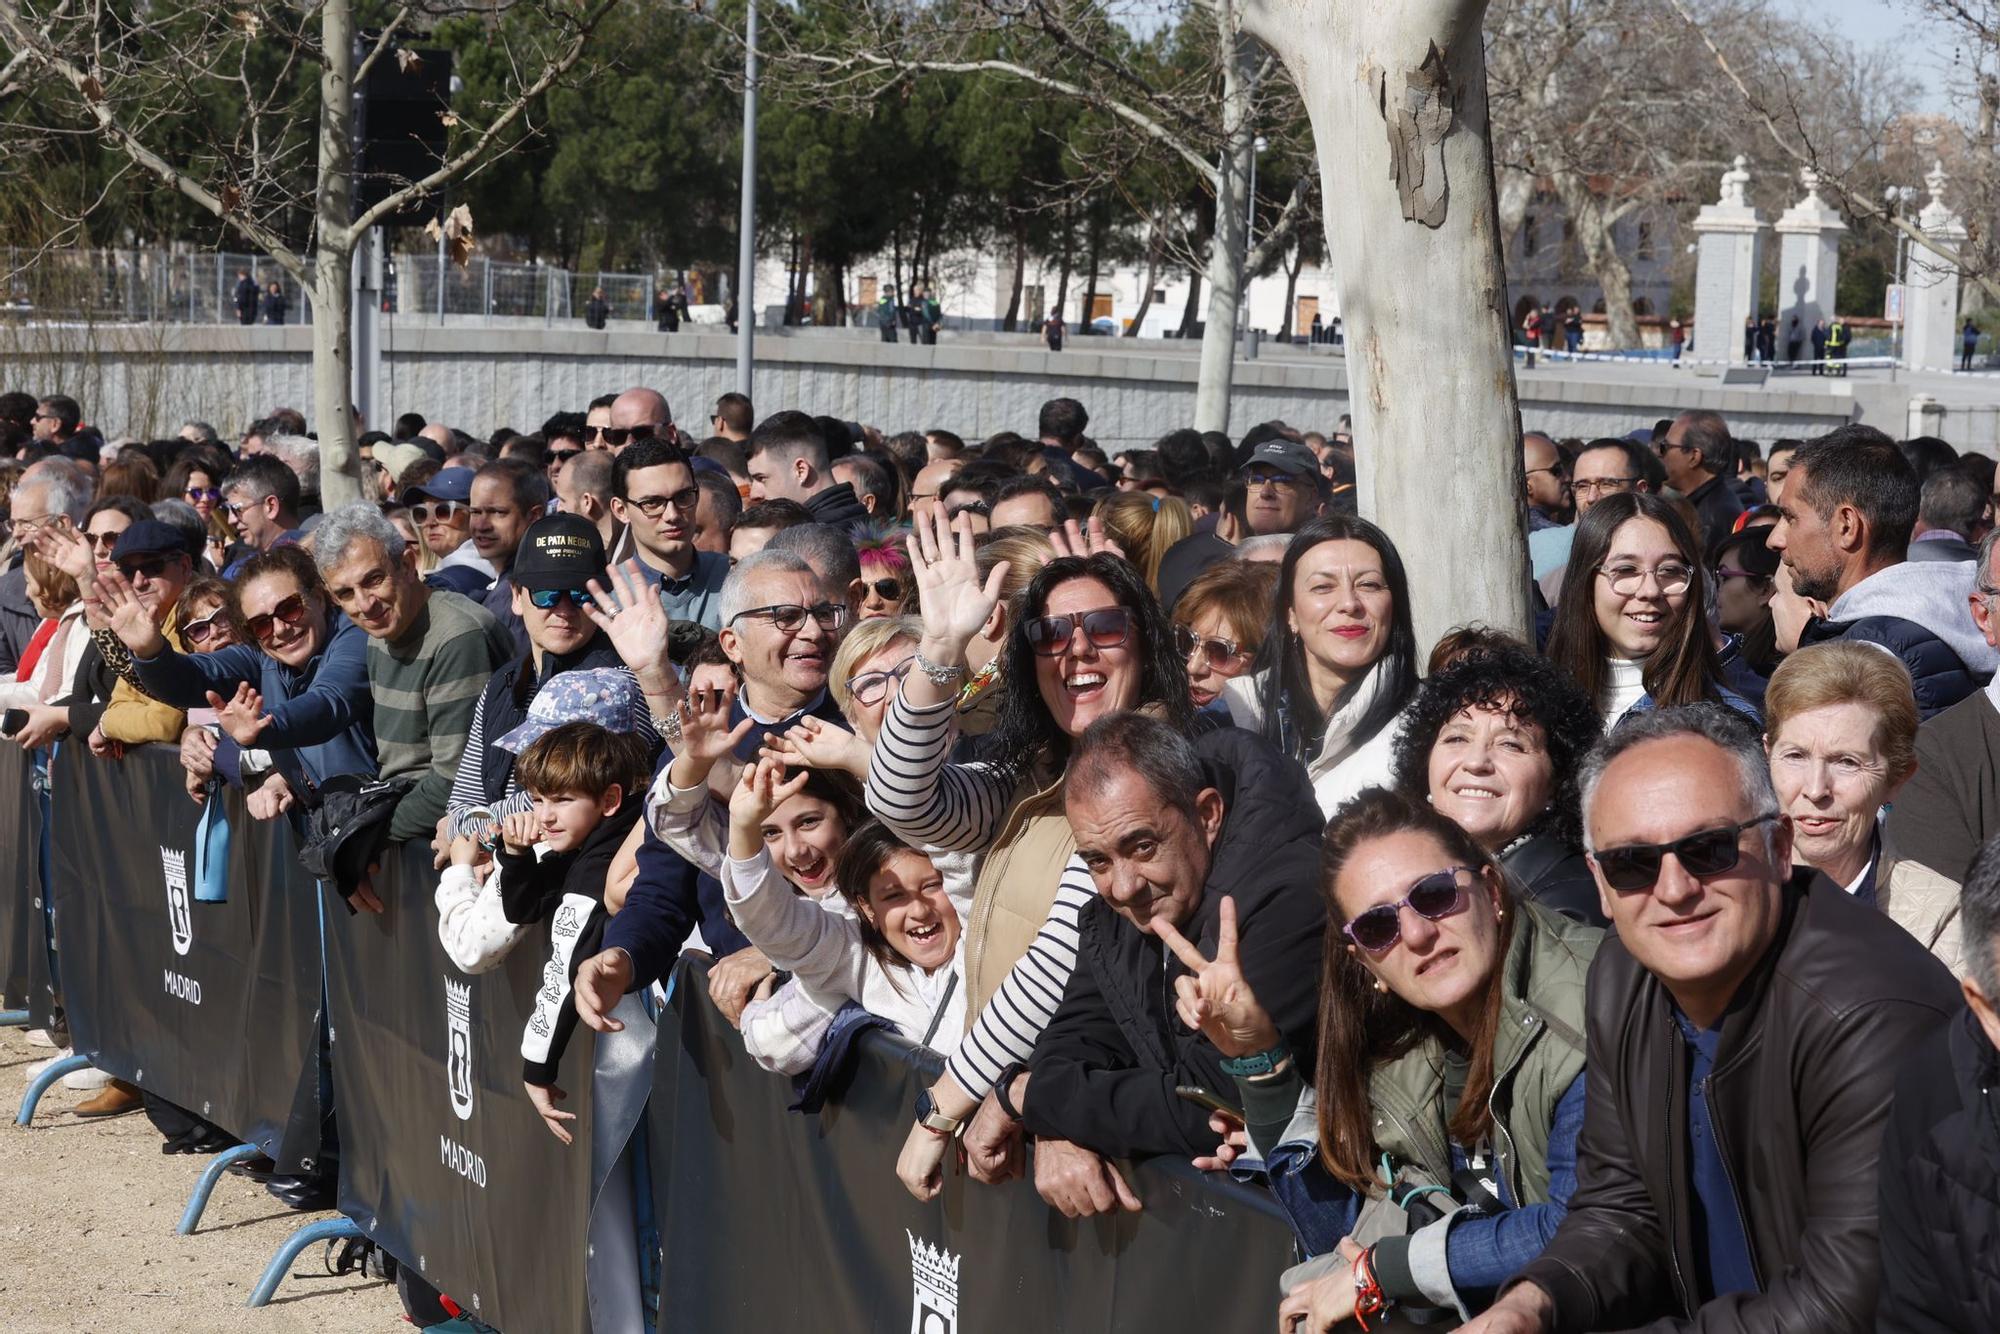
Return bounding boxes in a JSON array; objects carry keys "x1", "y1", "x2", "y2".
[{"x1": 1351, "y1": 1246, "x2": 1389, "y2": 1331}]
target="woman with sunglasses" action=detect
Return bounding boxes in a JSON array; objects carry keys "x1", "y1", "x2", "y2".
[
  {"x1": 116, "y1": 544, "x2": 376, "y2": 809},
  {"x1": 855, "y1": 528, "x2": 913, "y2": 621},
  {"x1": 1172, "y1": 559, "x2": 1277, "y2": 713},
  {"x1": 881, "y1": 507, "x2": 1196, "y2": 1198},
  {"x1": 168, "y1": 577, "x2": 248, "y2": 803},
  {"x1": 1174, "y1": 788, "x2": 1598, "y2": 1330},
  {"x1": 1545, "y1": 491, "x2": 1761, "y2": 729},
  {"x1": 162, "y1": 450, "x2": 237, "y2": 554},
  {"x1": 1391, "y1": 641, "x2": 1607, "y2": 925},
  {"x1": 1225, "y1": 515, "x2": 1421, "y2": 817}
]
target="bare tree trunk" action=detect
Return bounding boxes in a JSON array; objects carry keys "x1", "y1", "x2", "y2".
[
  {"x1": 1278, "y1": 242, "x2": 1304, "y2": 339},
  {"x1": 1556, "y1": 174, "x2": 1639, "y2": 347},
  {"x1": 1002, "y1": 225, "x2": 1026, "y2": 331},
  {"x1": 1054, "y1": 206, "x2": 1073, "y2": 321},
  {"x1": 313, "y1": 0, "x2": 360, "y2": 507},
  {"x1": 1125, "y1": 219, "x2": 1163, "y2": 337},
  {"x1": 1179, "y1": 265, "x2": 1203, "y2": 337},
  {"x1": 1243, "y1": 0, "x2": 1529, "y2": 647},
  {"x1": 1081, "y1": 217, "x2": 1102, "y2": 329},
  {"x1": 1193, "y1": 19, "x2": 1256, "y2": 432}
]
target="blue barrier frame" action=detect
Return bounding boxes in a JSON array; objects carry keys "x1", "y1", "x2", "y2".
[
  {"x1": 177, "y1": 1142, "x2": 266, "y2": 1234},
  {"x1": 245, "y1": 1216, "x2": 363, "y2": 1307},
  {"x1": 15, "y1": 1052, "x2": 88, "y2": 1125},
  {"x1": 0, "y1": 1009, "x2": 28, "y2": 1026}
]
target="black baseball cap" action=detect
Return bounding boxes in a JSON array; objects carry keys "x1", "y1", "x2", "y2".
[
  {"x1": 1237, "y1": 438, "x2": 1319, "y2": 480},
  {"x1": 510, "y1": 513, "x2": 608, "y2": 593}
]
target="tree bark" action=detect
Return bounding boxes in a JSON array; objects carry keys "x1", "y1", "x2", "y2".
[
  {"x1": 1178, "y1": 265, "x2": 1203, "y2": 338},
  {"x1": 1278, "y1": 241, "x2": 1304, "y2": 339},
  {"x1": 1002, "y1": 224, "x2": 1026, "y2": 331},
  {"x1": 1081, "y1": 216, "x2": 1102, "y2": 330},
  {"x1": 1556, "y1": 173, "x2": 1639, "y2": 348},
  {"x1": 1125, "y1": 218, "x2": 1163, "y2": 337},
  {"x1": 1193, "y1": 16, "x2": 1256, "y2": 432},
  {"x1": 1054, "y1": 204, "x2": 1073, "y2": 322},
  {"x1": 1242, "y1": 0, "x2": 1529, "y2": 648},
  {"x1": 313, "y1": 0, "x2": 360, "y2": 508}
]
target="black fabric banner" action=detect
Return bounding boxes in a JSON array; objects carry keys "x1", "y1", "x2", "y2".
[
  {"x1": 46, "y1": 744, "x2": 324, "y2": 1168},
  {"x1": 321, "y1": 837, "x2": 594, "y2": 1333},
  {"x1": 0, "y1": 743, "x2": 45, "y2": 1015},
  {"x1": 650, "y1": 958, "x2": 1299, "y2": 1333}
]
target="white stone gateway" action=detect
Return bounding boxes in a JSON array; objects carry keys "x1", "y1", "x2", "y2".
[
  {"x1": 1901, "y1": 161, "x2": 1968, "y2": 374},
  {"x1": 1774, "y1": 167, "x2": 1846, "y2": 363},
  {"x1": 1692, "y1": 156, "x2": 1770, "y2": 370}
]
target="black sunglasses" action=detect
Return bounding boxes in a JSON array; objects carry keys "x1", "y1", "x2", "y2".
[
  {"x1": 1024, "y1": 606, "x2": 1131, "y2": 657},
  {"x1": 586, "y1": 424, "x2": 658, "y2": 448},
  {"x1": 864, "y1": 577, "x2": 903, "y2": 603},
  {"x1": 729, "y1": 601, "x2": 846, "y2": 633},
  {"x1": 1342, "y1": 867, "x2": 1471, "y2": 954},
  {"x1": 245, "y1": 592, "x2": 309, "y2": 643},
  {"x1": 117, "y1": 554, "x2": 179, "y2": 581},
  {"x1": 526, "y1": 587, "x2": 596, "y2": 611},
  {"x1": 1592, "y1": 815, "x2": 1780, "y2": 892},
  {"x1": 1173, "y1": 624, "x2": 1248, "y2": 670},
  {"x1": 549, "y1": 448, "x2": 583, "y2": 466}
]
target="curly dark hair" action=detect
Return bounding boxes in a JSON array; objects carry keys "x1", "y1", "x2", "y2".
[
  {"x1": 1388, "y1": 642, "x2": 1602, "y2": 851},
  {"x1": 986, "y1": 552, "x2": 1194, "y2": 775}
]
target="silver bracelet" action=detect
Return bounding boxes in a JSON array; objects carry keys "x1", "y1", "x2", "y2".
[
  {"x1": 912, "y1": 649, "x2": 967, "y2": 685},
  {"x1": 657, "y1": 705, "x2": 684, "y2": 746}
]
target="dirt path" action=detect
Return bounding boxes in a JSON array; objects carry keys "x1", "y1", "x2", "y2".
[{"x1": 0, "y1": 1025, "x2": 404, "y2": 1333}]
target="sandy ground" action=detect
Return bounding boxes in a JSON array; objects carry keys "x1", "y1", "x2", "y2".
[{"x1": 0, "y1": 1025, "x2": 404, "y2": 1333}]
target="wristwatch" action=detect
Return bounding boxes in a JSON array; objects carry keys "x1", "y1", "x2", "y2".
[
  {"x1": 993, "y1": 1062, "x2": 1029, "y2": 1121},
  {"x1": 1218, "y1": 1044, "x2": 1289, "y2": 1079},
  {"x1": 914, "y1": 1088, "x2": 962, "y2": 1136}
]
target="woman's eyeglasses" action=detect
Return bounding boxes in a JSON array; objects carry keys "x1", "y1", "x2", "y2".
[
  {"x1": 1341, "y1": 867, "x2": 1471, "y2": 954},
  {"x1": 409, "y1": 501, "x2": 462, "y2": 524},
  {"x1": 1590, "y1": 815, "x2": 1779, "y2": 891},
  {"x1": 245, "y1": 593, "x2": 310, "y2": 644},
  {"x1": 728, "y1": 602, "x2": 846, "y2": 634},
  {"x1": 1173, "y1": 624, "x2": 1249, "y2": 670},
  {"x1": 1024, "y1": 607, "x2": 1131, "y2": 657},
  {"x1": 1597, "y1": 561, "x2": 1693, "y2": 597},
  {"x1": 182, "y1": 608, "x2": 230, "y2": 646},
  {"x1": 87, "y1": 529, "x2": 123, "y2": 551},
  {"x1": 846, "y1": 656, "x2": 914, "y2": 706},
  {"x1": 526, "y1": 588, "x2": 596, "y2": 611},
  {"x1": 185, "y1": 486, "x2": 222, "y2": 504}
]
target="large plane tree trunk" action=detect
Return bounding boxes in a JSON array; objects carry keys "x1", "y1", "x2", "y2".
[{"x1": 1242, "y1": 0, "x2": 1529, "y2": 648}]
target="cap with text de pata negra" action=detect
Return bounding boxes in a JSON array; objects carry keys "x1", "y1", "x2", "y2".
[
  {"x1": 509, "y1": 513, "x2": 608, "y2": 593},
  {"x1": 1237, "y1": 438, "x2": 1319, "y2": 480}
]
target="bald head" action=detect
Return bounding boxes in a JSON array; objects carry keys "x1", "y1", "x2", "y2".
[
  {"x1": 419, "y1": 423, "x2": 454, "y2": 451},
  {"x1": 612, "y1": 387, "x2": 673, "y2": 437},
  {"x1": 911, "y1": 457, "x2": 964, "y2": 523}
]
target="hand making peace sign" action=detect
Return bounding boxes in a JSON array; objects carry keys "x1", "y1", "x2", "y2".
[{"x1": 1151, "y1": 896, "x2": 1281, "y2": 1061}]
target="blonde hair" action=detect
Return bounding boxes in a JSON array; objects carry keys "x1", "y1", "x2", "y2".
[
  {"x1": 1764, "y1": 641, "x2": 1919, "y2": 781},
  {"x1": 1094, "y1": 492, "x2": 1193, "y2": 593},
  {"x1": 976, "y1": 526, "x2": 1057, "y2": 625},
  {"x1": 830, "y1": 614, "x2": 922, "y2": 721}
]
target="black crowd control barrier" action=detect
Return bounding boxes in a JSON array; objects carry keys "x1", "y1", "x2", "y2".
[
  {"x1": 48, "y1": 745, "x2": 325, "y2": 1167},
  {"x1": 0, "y1": 743, "x2": 48, "y2": 1018},
  {"x1": 650, "y1": 957, "x2": 1299, "y2": 1333},
  {"x1": 321, "y1": 837, "x2": 595, "y2": 1333}
]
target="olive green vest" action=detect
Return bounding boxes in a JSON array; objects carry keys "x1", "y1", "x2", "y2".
[{"x1": 1365, "y1": 904, "x2": 1599, "y2": 1206}]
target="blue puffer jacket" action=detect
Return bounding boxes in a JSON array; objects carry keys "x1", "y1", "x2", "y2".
[
  {"x1": 1800, "y1": 615, "x2": 1984, "y2": 721},
  {"x1": 1801, "y1": 560, "x2": 1998, "y2": 721}
]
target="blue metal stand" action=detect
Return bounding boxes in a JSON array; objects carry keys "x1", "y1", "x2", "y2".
[
  {"x1": 0, "y1": 1009, "x2": 29, "y2": 1026},
  {"x1": 176, "y1": 1142, "x2": 264, "y2": 1234},
  {"x1": 15, "y1": 1053, "x2": 88, "y2": 1125},
  {"x1": 245, "y1": 1216, "x2": 363, "y2": 1307}
]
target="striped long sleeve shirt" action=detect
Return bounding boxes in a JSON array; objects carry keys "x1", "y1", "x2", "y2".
[{"x1": 865, "y1": 689, "x2": 1097, "y2": 1101}]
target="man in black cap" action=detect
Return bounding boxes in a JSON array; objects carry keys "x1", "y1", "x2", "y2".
[{"x1": 1155, "y1": 436, "x2": 1325, "y2": 607}]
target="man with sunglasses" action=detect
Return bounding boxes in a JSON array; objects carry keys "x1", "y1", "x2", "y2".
[
  {"x1": 605, "y1": 386, "x2": 675, "y2": 457},
  {"x1": 970, "y1": 713, "x2": 1325, "y2": 1216},
  {"x1": 1467, "y1": 705, "x2": 1959, "y2": 1334},
  {"x1": 1658, "y1": 410, "x2": 1744, "y2": 551},
  {"x1": 608, "y1": 439, "x2": 727, "y2": 631},
  {"x1": 75, "y1": 521, "x2": 199, "y2": 750}
]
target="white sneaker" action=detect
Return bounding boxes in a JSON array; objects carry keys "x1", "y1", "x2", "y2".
[
  {"x1": 62, "y1": 1065, "x2": 113, "y2": 1091},
  {"x1": 24, "y1": 1028, "x2": 56, "y2": 1049},
  {"x1": 24, "y1": 1047, "x2": 74, "y2": 1080}
]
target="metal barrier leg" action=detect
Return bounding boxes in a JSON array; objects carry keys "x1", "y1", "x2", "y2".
[
  {"x1": 15, "y1": 1053, "x2": 88, "y2": 1125},
  {"x1": 245, "y1": 1216, "x2": 362, "y2": 1307},
  {"x1": 0, "y1": 1009, "x2": 28, "y2": 1026},
  {"x1": 176, "y1": 1142, "x2": 264, "y2": 1234}
]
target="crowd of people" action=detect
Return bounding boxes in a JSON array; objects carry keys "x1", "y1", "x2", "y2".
[{"x1": 4, "y1": 379, "x2": 2000, "y2": 1333}]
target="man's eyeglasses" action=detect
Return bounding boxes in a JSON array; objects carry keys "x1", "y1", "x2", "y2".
[
  {"x1": 1173, "y1": 624, "x2": 1250, "y2": 670},
  {"x1": 117, "y1": 554, "x2": 179, "y2": 582},
  {"x1": 11, "y1": 514, "x2": 65, "y2": 537},
  {"x1": 1598, "y1": 561, "x2": 1693, "y2": 597},
  {"x1": 1342, "y1": 867, "x2": 1470, "y2": 954},
  {"x1": 526, "y1": 588, "x2": 596, "y2": 611},
  {"x1": 625, "y1": 487, "x2": 699, "y2": 519},
  {"x1": 586, "y1": 424, "x2": 659, "y2": 448},
  {"x1": 728, "y1": 601, "x2": 846, "y2": 633},
  {"x1": 1024, "y1": 606, "x2": 1131, "y2": 657},
  {"x1": 223, "y1": 499, "x2": 258, "y2": 518},
  {"x1": 245, "y1": 593, "x2": 310, "y2": 643},
  {"x1": 1242, "y1": 468, "x2": 1297, "y2": 489},
  {"x1": 864, "y1": 577, "x2": 903, "y2": 603},
  {"x1": 846, "y1": 656, "x2": 914, "y2": 706},
  {"x1": 1591, "y1": 814, "x2": 1780, "y2": 892},
  {"x1": 1570, "y1": 477, "x2": 1638, "y2": 497},
  {"x1": 183, "y1": 608, "x2": 231, "y2": 646},
  {"x1": 185, "y1": 486, "x2": 223, "y2": 504},
  {"x1": 1523, "y1": 465, "x2": 1565, "y2": 481},
  {"x1": 409, "y1": 501, "x2": 463, "y2": 524}
]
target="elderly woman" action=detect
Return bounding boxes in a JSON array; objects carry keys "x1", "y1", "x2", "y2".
[
  {"x1": 1172, "y1": 559, "x2": 1277, "y2": 713},
  {"x1": 1225, "y1": 515, "x2": 1421, "y2": 817},
  {"x1": 1392, "y1": 641, "x2": 1606, "y2": 925},
  {"x1": 1762, "y1": 642, "x2": 1956, "y2": 969}
]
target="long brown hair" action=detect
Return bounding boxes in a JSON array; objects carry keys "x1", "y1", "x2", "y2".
[
  {"x1": 1314, "y1": 788, "x2": 1518, "y2": 1194},
  {"x1": 832, "y1": 816, "x2": 937, "y2": 996},
  {"x1": 1545, "y1": 491, "x2": 1722, "y2": 712}
]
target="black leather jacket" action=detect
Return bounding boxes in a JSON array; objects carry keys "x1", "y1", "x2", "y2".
[{"x1": 1513, "y1": 872, "x2": 1961, "y2": 1333}]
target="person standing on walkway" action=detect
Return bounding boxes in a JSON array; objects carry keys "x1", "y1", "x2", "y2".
[
  {"x1": 1827, "y1": 316, "x2": 1850, "y2": 376},
  {"x1": 877, "y1": 288, "x2": 900, "y2": 344},
  {"x1": 1785, "y1": 316, "x2": 1803, "y2": 366},
  {"x1": 260, "y1": 281, "x2": 288, "y2": 326},
  {"x1": 233, "y1": 269, "x2": 259, "y2": 326},
  {"x1": 1811, "y1": 318, "x2": 1829, "y2": 375},
  {"x1": 584, "y1": 286, "x2": 610, "y2": 331},
  {"x1": 1963, "y1": 319, "x2": 1981, "y2": 373},
  {"x1": 1043, "y1": 310, "x2": 1065, "y2": 354}
]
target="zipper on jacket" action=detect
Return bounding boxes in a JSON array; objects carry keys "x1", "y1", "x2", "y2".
[
  {"x1": 1702, "y1": 1069, "x2": 1763, "y2": 1290},
  {"x1": 1486, "y1": 1011, "x2": 1541, "y2": 1202},
  {"x1": 1661, "y1": 1011, "x2": 1692, "y2": 1312}
]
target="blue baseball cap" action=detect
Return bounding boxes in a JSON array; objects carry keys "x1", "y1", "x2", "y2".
[
  {"x1": 399, "y1": 467, "x2": 474, "y2": 506},
  {"x1": 495, "y1": 667, "x2": 641, "y2": 755},
  {"x1": 110, "y1": 519, "x2": 196, "y2": 563}
]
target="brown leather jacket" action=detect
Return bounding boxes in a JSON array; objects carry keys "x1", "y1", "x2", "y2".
[{"x1": 1513, "y1": 872, "x2": 1961, "y2": 1333}]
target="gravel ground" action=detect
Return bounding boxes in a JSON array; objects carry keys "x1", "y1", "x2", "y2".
[{"x1": 0, "y1": 1024, "x2": 404, "y2": 1333}]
